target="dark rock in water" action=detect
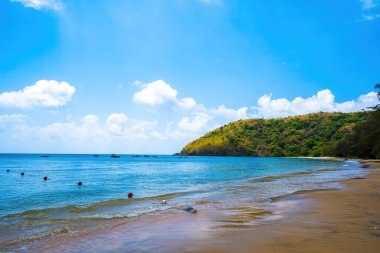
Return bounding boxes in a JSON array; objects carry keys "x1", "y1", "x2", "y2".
[
  {"x1": 77, "y1": 181, "x2": 83, "y2": 186},
  {"x1": 21, "y1": 172, "x2": 25, "y2": 176},
  {"x1": 361, "y1": 164, "x2": 370, "y2": 168},
  {"x1": 183, "y1": 207, "x2": 197, "y2": 213}
]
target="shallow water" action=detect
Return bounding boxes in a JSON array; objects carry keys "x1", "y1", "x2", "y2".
[{"x1": 0, "y1": 154, "x2": 366, "y2": 250}]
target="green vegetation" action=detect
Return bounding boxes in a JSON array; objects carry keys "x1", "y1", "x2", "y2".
[{"x1": 181, "y1": 85, "x2": 380, "y2": 159}]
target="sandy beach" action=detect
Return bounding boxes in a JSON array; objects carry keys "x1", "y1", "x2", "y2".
[
  {"x1": 19, "y1": 160, "x2": 380, "y2": 253},
  {"x1": 190, "y1": 160, "x2": 380, "y2": 253}
]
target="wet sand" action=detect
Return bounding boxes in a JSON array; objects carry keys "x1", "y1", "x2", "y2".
[
  {"x1": 192, "y1": 161, "x2": 380, "y2": 253},
  {"x1": 11, "y1": 161, "x2": 380, "y2": 253}
]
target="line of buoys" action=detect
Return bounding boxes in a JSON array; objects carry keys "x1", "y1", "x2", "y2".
[
  {"x1": 6, "y1": 171, "x2": 90, "y2": 189},
  {"x1": 4, "y1": 170, "x2": 194, "y2": 211}
]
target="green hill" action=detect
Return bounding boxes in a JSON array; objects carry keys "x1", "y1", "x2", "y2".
[{"x1": 181, "y1": 112, "x2": 374, "y2": 158}]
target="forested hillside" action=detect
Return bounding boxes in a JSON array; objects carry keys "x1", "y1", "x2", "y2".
[
  {"x1": 181, "y1": 112, "x2": 367, "y2": 157},
  {"x1": 182, "y1": 85, "x2": 380, "y2": 159}
]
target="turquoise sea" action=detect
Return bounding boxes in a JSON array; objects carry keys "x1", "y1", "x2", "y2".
[{"x1": 0, "y1": 154, "x2": 366, "y2": 250}]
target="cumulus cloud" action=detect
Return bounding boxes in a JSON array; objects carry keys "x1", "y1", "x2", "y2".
[
  {"x1": 133, "y1": 80, "x2": 178, "y2": 106},
  {"x1": 106, "y1": 113, "x2": 128, "y2": 136},
  {"x1": 178, "y1": 97, "x2": 198, "y2": 110},
  {"x1": 11, "y1": 0, "x2": 63, "y2": 10},
  {"x1": 210, "y1": 105, "x2": 249, "y2": 120},
  {"x1": 41, "y1": 114, "x2": 160, "y2": 141},
  {"x1": 178, "y1": 112, "x2": 212, "y2": 133},
  {"x1": 132, "y1": 79, "x2": 250, "y2": 134},
  {"x1": 0, "y1": 80, "x2": 75, "y2": 109},
  {"x1": 133, "y1": 80, "x2": 200, "y2": 110},
  {"x1": 0, "y1": 113, "x2": 160, "y2": 152},
  {"x1": 252, "y1": 89, "x2": 378, "y2": 118}
]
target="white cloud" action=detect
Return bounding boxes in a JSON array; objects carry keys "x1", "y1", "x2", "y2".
[
  {"x1": 178, "y1": 112, "x2": 212, "y2": 133},
  {"x1": 177, "y1": 97, "x2": 197, "y2": 110},
  {"x1": 252, "y1": 89, "x2": 378, "y2": 118},
  {"x1": 0, "y1": 113, "x2": 163, "y2": 154},
  {"x1": 39, "y1": 114, "x2": 160, "y2": 142},
  {"x1": 210, "y1": 105, "x2": 249, "y2": 120},
  {"x1": 335, "y1": 91, "x2": 378, "y2": 112},
  {"x1": 0, "y1": 80, "x2": 75, "y2": 109},
  {"x1": 106, "y1": 113, "x2": 128, "y2": 125},
  {"x1": 11, "y1": 0, "x2": 63, "y2": 10},
  {"x1": 133, "y1": 80, "x2": 200, "y2": 110},
  {"x1": 0, "y1": 114, "x2": 28, "y2": 125},
  {"x1": 133, "y1": 80, "x2": 178, "y2": 106},
  {"x1": 105, "y1": 113, "x2": 128, "y2": 136},
  {"x1": 82, "y1": 114, "x2": 99, "y2": 125}
]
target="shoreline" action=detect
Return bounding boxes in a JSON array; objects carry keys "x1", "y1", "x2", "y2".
[
  {"x1": 2, "y1": 159, "x2": 379, "y2": 252},
  {"x1": 190, "y1": 160, "x2": 380, "y2": 253}
]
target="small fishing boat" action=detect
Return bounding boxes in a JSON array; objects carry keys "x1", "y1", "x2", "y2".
[{"x1": 110, "y1": 154, "x2": 120, "y2": 158}]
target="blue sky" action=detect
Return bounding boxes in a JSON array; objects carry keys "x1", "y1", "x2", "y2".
[{"x1": 0, "y1": 0, "x2": 379, "y2": 154}]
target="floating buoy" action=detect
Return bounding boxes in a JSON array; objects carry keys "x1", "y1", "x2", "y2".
[
  {"x1": 161, "y1": 200, "x2": 167, "y2": 204},
  {"x1": 43, "y1": 176, "x2": 48, "y2": 181},
  {"x1": 183, "y1": 206, "x2": 197, "y2": 213},
  {"x1": 21, "y1": 172, "x2": 25, "y2": 176},
  {"x1": 77, "y1": 181, "x2": 83, "y2": 186},
  {"x1": 6, "y1": 169, "x2": 10, "y2": 172},
  {"x1": 128, "y1": 192, "x2": 134, "y2": 198}
]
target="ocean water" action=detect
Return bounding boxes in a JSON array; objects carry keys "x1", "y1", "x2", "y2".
[{"x1": 0, "y1": 154, "x2": 366, "y2": 249}]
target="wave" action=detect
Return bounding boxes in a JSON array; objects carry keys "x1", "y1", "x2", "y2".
[
  {"x1": 269, "y1": 188, "x2": 338, "y2": 202},
  {"x1": 248, "y1": 167, "x2": 341, "y2": 184},
  {"x1": 2, "y1": 191, "x2": 185, "y2": 220},
  {"x1": 0, "y1": 226, "x2": 71, "y2": 249}
]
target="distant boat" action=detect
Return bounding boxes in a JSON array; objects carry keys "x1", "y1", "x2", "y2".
[
  {"x1": 41, "y1": 155, "x2": 49, "y2": 158},
  {"x1": 110, "y1": 154, "x2": 120, "y2": 158},
  {"x1": 132, "y1": 155, "x2": 142, "y2": 157}
]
